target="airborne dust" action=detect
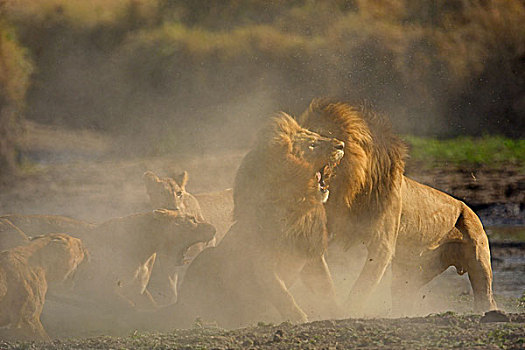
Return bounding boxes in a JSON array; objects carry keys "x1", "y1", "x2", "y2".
[{"x1": 0, "y1": 0, "x2": 523, "y2": 342}]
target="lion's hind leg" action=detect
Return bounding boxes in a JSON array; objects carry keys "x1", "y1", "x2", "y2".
[
  {"x1": 391, "y1": 248, "x2": 450, "y2": 316},
  {"x1": 454, "y1": 204, "x2": 497, "y2": 312}
]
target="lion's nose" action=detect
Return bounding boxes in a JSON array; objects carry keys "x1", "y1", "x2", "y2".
[{"x1": 333, "y1": 140, "x2": 345, "y2": 150}]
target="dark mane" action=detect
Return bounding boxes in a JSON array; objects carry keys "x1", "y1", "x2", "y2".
[
  {"x1": 300, "y1": 99, "x2": 407, "y2": 219},
  {"x1": 232, "y1": 113, "x2": 328, "y2": 257}
]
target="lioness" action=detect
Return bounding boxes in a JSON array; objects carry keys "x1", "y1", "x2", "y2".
[
  {"x1": 0, "y1": 214, "x2": 95, "y2": 237},
  {"x1": 299, "y1": 99, "x2": 497, "y2": 314},
  {"x1": 143, "y1": 171, "x2": 233, "y2": 246},
  {"x1": 143, "y1": 171, "x2": 233, "y2": 302},
  {"x1": 72, "y1": 209, "x2": 216, "y2": 309},
  {"x1": 166, "y1": 113, "x2": 344, "y2": 328},
  {"x1": 0, "y1": 234, "x2": 86, "y2": 341}
]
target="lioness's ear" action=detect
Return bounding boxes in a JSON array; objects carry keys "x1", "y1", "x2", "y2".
[
  {"x1": 173, "y1": 171, "x2": 189, "y2": 189},
  {"x1": 153, "y1": 208, "x2": 179, "y2": 219},
  {"x1": 139, "y1": 253, "x2": 156, "y2": 294},
  {"x1": 153, "y1": 208, "x2": 169, "y2": 219}
]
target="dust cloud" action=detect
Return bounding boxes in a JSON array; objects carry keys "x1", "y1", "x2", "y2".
[{"x1": 1, "y1": 0, "x2": 520, "y2": 341}]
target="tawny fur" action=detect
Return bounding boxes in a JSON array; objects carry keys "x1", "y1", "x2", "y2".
[
  {"x1": 143, "y1": 171, "x2": 234, "y2": 305},
  {"x1": 1, "y1": 211, "x2": 215, "y2": 312},
  {"x1": 299, "y1": 99, "x2": 497, "y2": 314},
  {"x1": 71, "y1": 209, "x2": 216, "y2": 310},
  {"x1": 143, "y1": 171, "x2": 233, "y2": 247},
  {"x1": 167, "y1": 113, "x2": 344, "y2": 328},
  {"x1": 1, "y1": 214, "x2": 95, "y2": 237},
  {"x1": 0, "y1": 234, "x2": 86, "y2": 341},
  {"x1": 0, "y1": 214, "x2": 94, "y2": 252}
]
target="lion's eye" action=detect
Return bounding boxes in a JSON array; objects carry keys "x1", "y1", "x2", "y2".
[
  {"x1": 176, "y1": 191, "x2": 183, "y2": 198},
  {"x1": 309, "y1": 143, "x2": 317, "y2": 150}
]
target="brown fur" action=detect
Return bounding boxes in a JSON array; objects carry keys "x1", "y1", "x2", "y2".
[
  {"x1": 143, "y1": 171, "x2": 233, "y2": 246},
  {"x1": 143, "y1": 172, "x2": 233, "y2": 305},
  {"x1": 169, "y1": 113, "x2": 344, "y2": 328},
  {"x1": 0, "y1": 211, "x2": 214, "y2": 309},
  {"x1": 299, "y1": 99, "x2": 497, "y2": 314},
  {"x1": 0, "y1": 214, "x2": 95, "y2": 237},
  {"x1": 72, "y1": 209, "x2": 216, "y2": 309},
  {"x1": 0, "y1": 234, "x2": 86, "y2": 341},
  {"x1": 0, "y1": 214, "x2": 94, "y2": 252},
  {"x1": 143, "y1": 171, "x2": 205, "y2": 222}
]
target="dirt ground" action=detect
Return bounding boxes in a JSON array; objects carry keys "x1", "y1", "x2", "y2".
[
  {"x1": 1, "y1": 121, "x2": 523, "y2": 225},
  {"x1": 0, "y1": 122, "x2": 523, "y2": 349},
  {"x1": 1, "y1": 313, "x2": 524, "y2": 349}
]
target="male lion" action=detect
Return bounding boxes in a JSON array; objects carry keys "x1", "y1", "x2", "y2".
[
  {"x1": 299, "y1": 99, "x2": 497, "y2": 314},
  {"x1": 0, "y1": 234, "x2": 86, "y2": 341},
  {"x1": 164, "y1": 113, "x2": 345, "y2": 328}
]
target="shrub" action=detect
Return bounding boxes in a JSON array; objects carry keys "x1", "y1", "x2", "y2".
[
  {"x1": 2, "y1": 0, "x2": 523, "y2": 157},
  {"x1": 0, "y1": 14, "x2": 32, "y2": 177}
]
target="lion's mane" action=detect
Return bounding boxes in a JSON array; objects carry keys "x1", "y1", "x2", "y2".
[
  {"x1": 233, "y1": 113, "x2": 329, "y2": 257},
  {"x1": 299, "y1": 99, "x2": 407, "y2": 244}
]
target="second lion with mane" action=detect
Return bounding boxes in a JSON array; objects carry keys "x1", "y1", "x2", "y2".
[
  {"x1": 299, "y1": 99, "x2": 497, "y2": 314},
  {"x1": 162, "y1": 113, "x2": 344, "y2": 328}
]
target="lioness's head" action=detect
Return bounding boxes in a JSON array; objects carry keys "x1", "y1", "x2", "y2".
[
  {"x1": 151, "y1": 209, "x2": 216, "y2": 265},
  {"x1": 143, "y1": 171, "x2": 205, "y2": 221},
  {"x1": 28, "y1": 234, "x2": 87, "y2": 282},
  {"x1": 259, "y1": 113, "x2": 345, "y2": 203}
]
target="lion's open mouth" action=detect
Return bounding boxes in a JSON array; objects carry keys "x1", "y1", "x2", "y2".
[
  {"x1": 316, "y1": 165, "x2": 329, "y2": 194},
  {"x1": 315, "y1": 149, "x2": 343, "y2": 201}
]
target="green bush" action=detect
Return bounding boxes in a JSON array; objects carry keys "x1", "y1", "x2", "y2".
[
  {"x1": 0, "y1": 15, "x2": 32, "y2": 176},
  {"x1": 405, "y1": 135, "x2": 525, "y2": 167},
  {"x1": 3, "y1": 0, "x2": 523, "y2": 155},
  {"x1": 435, "y1": 0, "x2": 525, "y2": 137}
]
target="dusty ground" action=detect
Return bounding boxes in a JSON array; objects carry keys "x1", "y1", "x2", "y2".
[
  {"x1": 2, "y1": 313, "x2": 524, "y2": 349},
  {"x1": 0, "y1": 122, "x2": 523, "y2": 349}
]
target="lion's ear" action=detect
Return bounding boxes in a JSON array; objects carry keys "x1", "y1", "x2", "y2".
[{"x1": 173, "y1": 171, "x2": 189, "y2": 189}]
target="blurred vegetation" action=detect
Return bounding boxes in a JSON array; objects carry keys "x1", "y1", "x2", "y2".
[
  {"x1": 0, "y1": 0, "x2": 524, "y2": 160},
  {"x1": 0, "y1": 2, "x2": 32, "y2": 177},
  {"x1": 405, "y1": 135, "x2": 525, "y2": 168}
]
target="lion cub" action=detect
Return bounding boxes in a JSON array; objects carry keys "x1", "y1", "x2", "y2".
[{"x1": 0, "y1": 234, "x2": 87, "y2": 341}]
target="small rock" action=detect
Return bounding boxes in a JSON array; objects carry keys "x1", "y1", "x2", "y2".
[
  {"x1": 241, "y1": 339, "x2": 253, "y2": 347},
  {"x1": 273, "y1": 329, "x2": 284, "y2": 342},
  {"x1": 480, "y1": 310, "x2": 510, "y2": 323}
]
